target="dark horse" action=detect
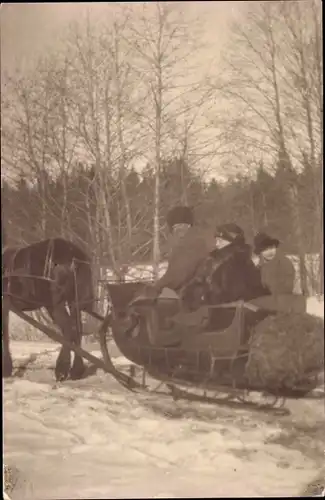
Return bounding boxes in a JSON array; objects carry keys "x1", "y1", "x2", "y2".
[{"x1": 2, "y1": 235, "x2": 103, "y2": 382}]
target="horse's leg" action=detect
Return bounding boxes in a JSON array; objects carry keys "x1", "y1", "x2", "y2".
[
  {"x1": 47, "y1": 264, "x2": 77, "y2": 382},
  {"x1": 2, "y1": 298, "x2": 13, "y2": 377},
  {"x1": 46, "y1": 304, "x2": 73, "y2": 382},
  {"x1": 68, "y1": 302, "x2": 85, "y2": 380}
]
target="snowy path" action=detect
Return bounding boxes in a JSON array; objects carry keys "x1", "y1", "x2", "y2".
[{"x1": 3, "y1": 341, "x2": 325, "y2": 499}]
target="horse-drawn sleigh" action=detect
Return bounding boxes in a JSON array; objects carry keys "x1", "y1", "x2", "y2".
[{"x1": 2, "y1": 236, "x2": 324, "y2": 414}]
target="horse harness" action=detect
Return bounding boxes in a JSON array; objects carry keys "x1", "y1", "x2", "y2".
[{"x1": 2, "y1": 240, "x2": 80, "y2": 303}]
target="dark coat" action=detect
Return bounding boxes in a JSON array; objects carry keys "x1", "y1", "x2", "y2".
[
  {"x1": 154, "y1": 225, "x2": 215, "y2": 294},
  {"x1": 206, "y1": 241, "x2": 269, "y2": 305}
]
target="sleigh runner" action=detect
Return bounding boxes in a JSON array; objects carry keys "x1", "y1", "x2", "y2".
[
  {"x1": 2, "y1": 236, "x2": 323, "y2": 413},
  {"x1": 3, "y1": 278, "x2": 324, "y2": 412},
  {"x1": 105, "y1": 281, "x2": 324, "y2": 409}
]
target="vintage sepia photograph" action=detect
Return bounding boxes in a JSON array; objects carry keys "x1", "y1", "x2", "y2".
[{"x1": 1, "y1": 1, "x2": 324, "y2": 498}]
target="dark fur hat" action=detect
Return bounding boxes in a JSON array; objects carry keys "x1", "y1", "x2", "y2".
[
  {"x1": 166, "y1": 206, "x2": 194, "y2": 230},
  {"x1": 254, "y1": 232, "x2": 280, "y2": 255},
  {"x1": 215, "y1": 223, "x2": 245, "y2": 244}
]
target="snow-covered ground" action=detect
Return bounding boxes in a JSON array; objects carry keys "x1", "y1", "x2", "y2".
[
  {"x1": 3, "y1": 341, "x2": 325, "y2": 499},
  {"x1": 306, "y1": 296, "x2": 324, "y2": 318}
]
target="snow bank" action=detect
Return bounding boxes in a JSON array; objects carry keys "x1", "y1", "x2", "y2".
[
  {"x1": 306, "y1": 296, "x2": 324, "y2": 319},
  {"x1": 4, "y1": 342, "x2": 324, "y2": 499}
]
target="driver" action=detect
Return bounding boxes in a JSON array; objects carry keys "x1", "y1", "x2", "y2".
[
  {"x1": 131, "y1": 206, "x2": 215, "y2": 305},
  {"x1": 153, "y1": 205, "x2": 215, "y2": 297}
]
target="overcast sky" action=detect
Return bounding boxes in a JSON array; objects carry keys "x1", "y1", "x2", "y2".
[
  {"x1": 1, "y1": 2, "x2": 244, "y2": 182},
  {"x1": 1, "y1": 2, "x2": 240, "y2": 76}
]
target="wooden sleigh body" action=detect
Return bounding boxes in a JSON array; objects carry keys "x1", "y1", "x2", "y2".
[{"x1": 107, "y1": 282, "x2": 322, "y2": 401}]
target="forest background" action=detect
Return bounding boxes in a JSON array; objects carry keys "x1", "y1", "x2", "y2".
[{"x1": 1, "y1": 1, "x2": 322, "y2": 297}]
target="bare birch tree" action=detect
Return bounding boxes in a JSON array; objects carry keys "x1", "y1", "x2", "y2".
[
  {"x1": 1, "y1": 61, "x2": 76, "y2": 240},
  {"x1": 215, "y1": 0, "x2": 323, "y2": 294},
  {"x1": 120, "y1": 2, "x2": 214, "y2": 278},
  {"x1": 64, "y1": 16, "x2": 121, "y2": 283}
]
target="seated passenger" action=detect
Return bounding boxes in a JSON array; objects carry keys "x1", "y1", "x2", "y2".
[
  {"x1": 251, "y1": 232, "x2": 305, "y2": 314},
  {"x1": 253, "y1": 232, "x2": 295, "y2": 295},
  {"x1": 205, "y1": 223, "x2": 268, "y2": 305}
]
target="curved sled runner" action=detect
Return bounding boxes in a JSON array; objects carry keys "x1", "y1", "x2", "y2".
[{"x1": 106, "y1": 282, "x2": 324, "y2": 411}]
